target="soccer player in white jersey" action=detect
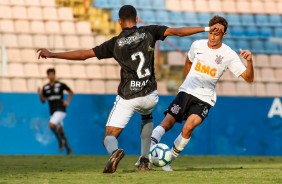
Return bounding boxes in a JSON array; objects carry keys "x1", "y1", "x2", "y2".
[{"x1": 150, "y1": 16, "x2": 254, "y2": 171}]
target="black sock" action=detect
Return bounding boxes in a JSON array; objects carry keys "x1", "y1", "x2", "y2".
[
  {"x1": 60, "y1": 132, "x2": 70, "y2": 149},
  {"x1": 51, "y1": 128, "x2": 62, "y2": 145}
]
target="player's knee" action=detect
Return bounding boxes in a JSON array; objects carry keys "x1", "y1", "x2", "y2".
[
  {"x1": 141, "y1": 113, "x2": 153, "y2": 120},
  {"x1": 104, "y1": 127, "x2": 122, "y2": 138},
  {"x1": 183, "y1": 118, "x2": 202, "y2": 136},
  {"x1": 58, "y1": 126, "x2": 64, "y2": 133},
  {"x1": 49, "y1": 123, "x2": 56, "y2": 130},
  {"x1": 182, "y1": 124, "x2": 196, "y2": 138},
  {"x1": 160, "y1": 116, "x2": 175, "y2": 132},
  {"x1": 141, "y1": 114, "x2": 153, "y2": 128},
  {"x1": 104, "y1": 130, "x2": 113, "y2": 137},
  {"x1": 182, "y1": 128, "x2": 192, "y2": 138},
  {"x1": 183, "y1": 125, "x2": 194, "y2": 134}
]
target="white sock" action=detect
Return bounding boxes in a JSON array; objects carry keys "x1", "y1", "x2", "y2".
[
  {"x1": 140, "y1": 119, "x2": 153, "y2": 158},
  {"x1": 171, "y1": 133, "x2": 190, "y2": 161},
  {"x1": 104, "y1": 135, "x2": 118, "y2": 155},
  {"x1": 150, "y1": 126, "x2": 165, "y2": 147}
]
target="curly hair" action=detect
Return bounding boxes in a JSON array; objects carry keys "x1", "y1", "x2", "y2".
[{"x1": 209, "y1": 16, "x2": 228, "y2": 33}]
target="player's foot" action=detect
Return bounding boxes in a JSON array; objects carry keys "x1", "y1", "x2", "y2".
[
  {"x1": 137, "y1": 157, "x2": 151, "y2": 171},
  {"x1": 134, "y1": 156, "x2": 141, "y2": 167},
  {"x1": 103, "y1": 149, "x2": 125, "y2": 174},
  {"x1": 59, "y1": 140, "x2": 65, "y2": 152},
  {"x1": 162, "y1": 164, "x2": 173, "y2": 171},
  {"x1": 66, "y1": 147, "x2": 72, "y2": 155}
]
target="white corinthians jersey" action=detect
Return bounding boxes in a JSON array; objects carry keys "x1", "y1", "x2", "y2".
[{"x1": 179, "y1": 39, "x2": 246, "y2": 106}]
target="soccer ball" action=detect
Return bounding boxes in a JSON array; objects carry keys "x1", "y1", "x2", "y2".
[{"x1": 149, "y1": 143, "x2": 172, "y2": 167}]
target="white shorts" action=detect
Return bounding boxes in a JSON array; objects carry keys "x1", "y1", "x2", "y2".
[
  {"x1": 106, "y1": 90, "x2": 159, "y2": 128},
  {"x1": 49, "y1": 111, "x2": 66, "y2": 126}
]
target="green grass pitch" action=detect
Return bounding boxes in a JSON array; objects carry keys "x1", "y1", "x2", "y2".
[{"x1": 0, "y1": 156, "x2": 282, "y2": 184}]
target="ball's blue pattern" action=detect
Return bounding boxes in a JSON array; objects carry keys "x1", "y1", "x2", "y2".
[{"x1": 152, "y1": 145, "x2": 170, "y2": 164}]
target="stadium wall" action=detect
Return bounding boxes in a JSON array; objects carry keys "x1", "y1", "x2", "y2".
[{"x1": 0, "y1": 93, "x2": 281, "y2": 156}]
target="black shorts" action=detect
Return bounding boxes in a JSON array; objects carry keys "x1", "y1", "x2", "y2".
[{"x1": 165, "y1": 92, "x2": 211, "y2": 123}]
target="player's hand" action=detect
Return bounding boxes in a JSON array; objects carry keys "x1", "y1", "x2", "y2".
[
  {"x1": 63, "y1": 101, "x2": 70, "y2": 107},
  {"x1": 210, "y1": 23, "x2": 224, "y2": 34},
  {"x1": 37, "y1": 48, "x2": 52, "y2": 59},
  {"x1": 37, "y1": 87, "x2": 42, "y2": 94},
  {"x1": 239, "y1": 49, "x2": 252, "y2": 61}
]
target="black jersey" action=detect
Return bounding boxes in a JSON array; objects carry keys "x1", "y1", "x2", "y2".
[
  {"x1": 93, "y1": 25, "x2": 168, "y2": 100},
  {"x1": 42, "y1": 81, "x2": 71, "y2": 115}
]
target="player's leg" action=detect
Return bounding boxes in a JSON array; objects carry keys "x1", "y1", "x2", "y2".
[
  {"x1": 103, "y1": 126, "x2": 123, "y2": 155},
  {"x1": 171, "y1": 114, "x2": 202, "y2": 161},
  {"x1": 151, "y1": 92, "x2": 188, "y2": 147},
  {"x1": 103, "y1": 96, "x2": 134, "y2": 173},
  {"x1": 135, "y1": 114, "x2": 154, "y2": 169},
  {"x1": 132, "y1": 91, "x2": 159, "y2": 170},
  {"x1": 150, "y1": 114, "x2": 177, "y2": 171},
  {"x1": 52, "y1": 111, "x2": 70, "y2": 153},
  {"x1": 151, "y1": 114, "x2": 176, "y2": 147},
  {"x1": 103, "y1": 126, "x2": 125, "y2": 173},
  {"x1": 49, "y1": 123, "x2": 62, "y2": 147},
  {"x1": 58, "y1": 122, "x2": 72, "y2": 155},
  {"x1": 136, "y1": 91, "x2": 159, "y2": 170},
  {"x1": 49, "y1": 111, "x2": 64, "y2": 150},
  {"x1": 171, "y1": 101, "x2": 211, "y2": 161},
  {"x1": 150, "y1": 92, "x2": 193, "y2": 171},
  {"x1": 140, "y1": 114, "x2": 153, "y2": 158}
]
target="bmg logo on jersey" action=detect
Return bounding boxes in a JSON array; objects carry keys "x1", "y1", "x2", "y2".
[{"x1": 194, "y1": 61, "x2": 217, "y2": 77}]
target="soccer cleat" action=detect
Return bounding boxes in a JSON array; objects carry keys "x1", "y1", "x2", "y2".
[
  {"x1": 137, "y1": 157, "x2": 151, "y2": 171},
  {"x1": 162, "y1": 164, "x2": 173, "y2": 171},
  {"x1": 103, "y1": 149, "x2": 125, "y2": 174},
  {"x1": 134, "y1": 156, "x2": 141, "y2": 167},
  {"x1": 66, "y1": 147, "x2": 72, "y2": 155}
]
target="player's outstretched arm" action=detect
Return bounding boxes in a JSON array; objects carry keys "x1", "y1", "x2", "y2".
[
  {"x1": 240, "y1": 49, "x2": 254, "y2": 83},
  {"x1": 37, "y1": 87, "x2": 46, "y2": 103},
  {"x1": 184, "y1": 57, "x2": 192, "y2": 77},
  {"x1": 37, "y1": 49, "x2": 95, "y2": 61},
  {"x1": 63, "y1": 89, "x2": 73, "y2": 107},
  {"x1": 164, "y1": 23, "x2": 224, "y2": 37}
]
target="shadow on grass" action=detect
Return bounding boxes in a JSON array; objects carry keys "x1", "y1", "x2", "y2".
[
  {"x1": 121, "y1": 167, "x2": 245, "y2": 173},
  {"x1": 177, "y1": 167, "x2": 244, "y2": 171},
  {"x1": 175, "y1": 167, "x2": 281, "y2": 172}
]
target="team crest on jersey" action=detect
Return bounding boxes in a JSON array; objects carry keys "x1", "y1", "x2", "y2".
[
  {"x1": 54, "y1": 88, "x2": 60, "y2": 93},
  {"x1": 44, "y1": 85, "x2": 50, "y2": 90},
  {"x1": 55, "y1": 83, "x2": 61, "y2": 87},
  {"x1": 215, "y1": 55, "x2": 223, "y2": 64},
  {"x1": 171, "y1": 104, "x2": 181, "y2": 114}
]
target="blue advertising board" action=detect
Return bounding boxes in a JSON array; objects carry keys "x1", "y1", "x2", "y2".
[{"x1": 0, "y1": 93, "x2": 281, "y2": 155}]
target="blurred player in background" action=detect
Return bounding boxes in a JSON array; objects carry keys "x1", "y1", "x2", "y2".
[
  {"x1": 37, "y1": 5, "x2": 223, "y2": 173},
  {"x1": 38, "y1": 68, "x2": 73, "y2": 155},
  {"x1": 151, "y1": 16, "x2": 254, "y2": 171}
]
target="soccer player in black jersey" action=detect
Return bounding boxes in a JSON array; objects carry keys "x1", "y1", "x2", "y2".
[
  {"x1": 38, "y1": 68, "x2": 74, "y2": 155},
  {"x1": 37, "y1": 5, "x2": 223, "y2": 173}
]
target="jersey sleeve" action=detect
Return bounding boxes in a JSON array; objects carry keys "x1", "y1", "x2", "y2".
[
  {"x1": 187, "y1": 41, "x2": 196, "y2": 62},
  {"x1": 227, "y1": 51, "x2": 246, "y2": 78},
  {"x1": 146, "y1": 25, "x2": 168, "y2": 41},
  {"x1": 61, "y1": 83, "x2": 71, "y2": 91},
  {"x1": 92, "y1": 37, "x2": 116, "y2": 60}
]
